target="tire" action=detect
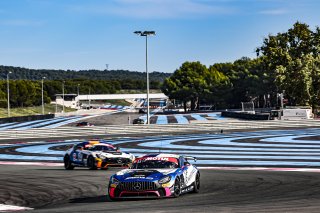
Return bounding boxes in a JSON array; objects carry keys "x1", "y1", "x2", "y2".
[
  {"x1": 192, "y1": 172, "x2": 200, "y2": 193},
  {"x1": 87, "y1": 156, "x2": 97, "y2": 170},
  {"x1": 173, "y1": 178, "x2": 181, "y2": 198},
  {"x1": 107, "y1": 194, "x2": 116, "y2": 201},
  {"x1": 64, "y1": 155, "x2": 74, "y2": 170}
]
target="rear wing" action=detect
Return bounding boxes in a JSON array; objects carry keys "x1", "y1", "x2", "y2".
[{"x1": 184, "y1": 156, "x2": 197, "y2": 162}]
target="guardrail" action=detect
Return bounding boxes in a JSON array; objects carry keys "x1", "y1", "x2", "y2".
[
  {"x1": 0, "y1": 114, "x2": 55, "y2": 124},
  {"x1": 221, "y1": 111, "x2": 270, "y2": 120}
]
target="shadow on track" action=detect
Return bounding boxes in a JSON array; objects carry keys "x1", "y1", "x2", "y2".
[{"x1": 70, "y1": 195, "x2": 108, "y2": 203}]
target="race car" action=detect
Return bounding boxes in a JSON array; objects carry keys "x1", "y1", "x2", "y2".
[
  {"x1": 76, "y1": 121, "x2": 94, "y2": 127},
  {"x1": 132, "y1": 118, "x2": 145, "y2": 124},
  {"x1": 64, "y1": 140, "x2": 135, "y2": 170},
  {"x1": 107, "y1": 153, "x2": 200, "y2": 199}
]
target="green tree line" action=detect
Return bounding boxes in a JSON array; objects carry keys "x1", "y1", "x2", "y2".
[
  {"x1": 162, "y1": 22, "x2": 320, "y2": 111},
  {"x1": 0, "y1": 67, "x2": 170, "y2": 82},
  {"x1": 0, "y1": 78, "x2": 162, "y2": 108}
]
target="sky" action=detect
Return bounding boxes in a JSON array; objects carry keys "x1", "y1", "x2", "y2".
[{"x1": 0, "y1": 0, "x2": 320, "y2": 73}]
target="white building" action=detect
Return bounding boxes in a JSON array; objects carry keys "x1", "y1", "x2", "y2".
[{"x1": 55, "y1": 93, "x2": 168, "y2": 109}]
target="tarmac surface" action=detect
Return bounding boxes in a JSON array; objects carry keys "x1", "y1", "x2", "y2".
[
  {"x1": 2, "y1": 165, "x2": 320, "y2": 212},
  {"x1": 66, "y1": 112, "x2": 142, "y2": 126}
]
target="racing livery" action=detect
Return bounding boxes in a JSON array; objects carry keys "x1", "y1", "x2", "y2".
[
  {"x1": 108, "y1": 154, "x2": 200, "y2": 199},
  {"x1": 64, "y1": 140, "x2": 135, "y2": 170}
]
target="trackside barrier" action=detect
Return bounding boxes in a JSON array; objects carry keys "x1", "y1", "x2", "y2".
[
  {"x1": 221, "y1": 111, "x2": 270, "y2": 120},
  {"x1": 0, "y1": 114, "x2": 55, "y2": 124}
]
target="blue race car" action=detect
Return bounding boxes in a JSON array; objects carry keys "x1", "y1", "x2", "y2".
[{"x1": 108, "y1": 153, "x2": 200, "y2": 199}]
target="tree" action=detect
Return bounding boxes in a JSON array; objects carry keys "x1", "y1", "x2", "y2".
[
  {"x1": 257, "y1": 21, "x2": 320, "y2": 108},
  {"x1": 210, "y1": 58, "x2": 266, "y2": 109},
  {"x1": 162, "y1": 61, "x2": 227, "y2": 111}
]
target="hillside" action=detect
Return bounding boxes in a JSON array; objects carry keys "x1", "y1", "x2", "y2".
[{"x1": 0, "y1": 66, "x2": 171, "y2": 82}]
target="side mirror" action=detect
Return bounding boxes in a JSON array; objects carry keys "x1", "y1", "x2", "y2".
[{"x1": 75, "y1": 146, "x2": 83, "y2": 151}]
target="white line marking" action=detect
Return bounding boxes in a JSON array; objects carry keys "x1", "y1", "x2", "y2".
[
  {"x1": 198, "y1": 167, "x2": 320, "y2": 173},
  {"x1": 0, "y1": 161, "x2": 63, "y2": 166},
  {"x1": 0, "y1": 204, "x2": 33, "y2": 212},
  {"x1": 1, "y1": 161, "x2": 320, "y2": 173}
]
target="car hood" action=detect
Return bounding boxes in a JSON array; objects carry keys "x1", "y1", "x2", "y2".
[{"x1": 115, "y1": 168, "x2": 177, "y2": 181}]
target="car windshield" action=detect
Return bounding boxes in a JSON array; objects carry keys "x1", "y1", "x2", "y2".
[
  {"x1": 131, "y1": 159, "x2": 179, "y2": 169},
  {"x1": 88, "y1": 145, "x2": 117, "y2": 152}
]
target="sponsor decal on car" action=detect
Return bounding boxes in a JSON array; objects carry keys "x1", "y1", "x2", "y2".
[
  {"x1": 135, "y1": 157, "x2": 178, "y2": 164},
  {"x1": 125, "y1": 177, "x2": 154, "y2": 180}
]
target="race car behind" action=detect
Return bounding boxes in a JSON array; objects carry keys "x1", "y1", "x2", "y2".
[{"x1": 64, "y1": 140, "x2": 135, "y2": 170}]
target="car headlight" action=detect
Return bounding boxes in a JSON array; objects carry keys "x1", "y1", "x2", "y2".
[
  {"x1": 110, "y1": 176, "x2": 119, "y2": 184},
  {"x1": 109, "y1": 176, "x2": 120, "y2": 188},
  {"x1": 158, "y1": 176, "x2": 171, "y2": 184},
  {"x1": 96, "y1": 154, "x2": 106, "y2": 160},
  {"x1": 130, "y1": 155, "x2": 135, "y2": 161}
]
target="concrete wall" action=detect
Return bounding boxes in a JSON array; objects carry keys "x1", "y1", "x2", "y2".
[{"x1": 0, "y1": 114, "x2": 55, "y2": 124}]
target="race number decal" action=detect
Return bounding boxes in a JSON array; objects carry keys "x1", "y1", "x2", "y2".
[
  {"x1": 183, "y1": 170, "x2": 188, "y2": 183},
  {"x1": 78, "y1": 153, "x2": 83, "y2": 162},
  {"x1": 72, "y1": 153, "x2": 77, "y2": 161}
]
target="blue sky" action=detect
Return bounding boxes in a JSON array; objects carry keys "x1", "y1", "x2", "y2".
[{"x1": 0, "y1": 0, "x2": 320, "y2": 73}]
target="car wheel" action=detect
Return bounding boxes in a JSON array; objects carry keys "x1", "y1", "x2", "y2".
[
  {"x1": 107, "y1": 194, "x2": 116, "y2": 201},
  {"x1": 64, "y1": 155, "x2": 74, "y2": 170},
  {"x1": 192, "y1": 172, "x2": 200, "y2": 193},
  {"x1": 173, "y1": 178, "x2": 181, "y2": 198},
  {"x1": 87, "y1": 156, "x2": 97, "y2": 170}
]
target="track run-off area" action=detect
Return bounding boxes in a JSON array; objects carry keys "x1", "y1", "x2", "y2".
[{"x1": 3, "y1": 117, "x2": 320, "y2": 212}]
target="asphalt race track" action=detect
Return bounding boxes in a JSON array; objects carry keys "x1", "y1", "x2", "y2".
[
  {"x1": 3, "y1": 121, "x2": 320, "y2": 212},
  {"x1": 2, "y1": 165, "x2": 320, "y2": 212}
]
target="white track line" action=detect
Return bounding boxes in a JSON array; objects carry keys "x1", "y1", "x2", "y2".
[
  {"x1": 198, "y1": 167, "x2": 320, "y2": 172},
  {"x1": 1, "y1": 161, "x2": 320, "y2": 173},
  {"x1": 0, "y1": 161, "x2": 63, "y2": 166},
  {"x1": 0, "y1": 204, "x2": 33, "y2": 212}
]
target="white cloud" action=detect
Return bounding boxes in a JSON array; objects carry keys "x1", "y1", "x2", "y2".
[
  {"x1": 259, "y1": 9, "x2": 288, "y2": 15},
  {"x1": 70, "y1": 0, "x2": 236, "y2": 19}
]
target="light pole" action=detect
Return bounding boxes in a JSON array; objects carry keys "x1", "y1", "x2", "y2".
[
  {"x1": 77, "y1": 84, "x2": 80, "y2": 109},
  {"x1": 41, "y1": 77, "x2": 46, "y2": 115},
  {"x1": 88, "y1": 87, "x2": 91, "y2": 109},
  {"x1": 62, "y1": 81, "x2": 65, "y2": 113},
  {"x1": 7, "y1": 71, "x2": 12, "y2": 117},
  {"x1": 134, "y1": 30, "x2": 156, "y2": 125}
]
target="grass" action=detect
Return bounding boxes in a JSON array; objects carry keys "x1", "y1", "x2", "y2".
[{"x1": 0, "y1": 104, "x2": 76, "y2": 118}]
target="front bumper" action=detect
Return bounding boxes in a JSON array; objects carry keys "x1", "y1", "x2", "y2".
[
  {"x1": 96, "y1": 158, "x2": 131, "y2": 168},
  {"x1": 109, "y1": 181, "x2": 172, "y2": 198},
  {"x1": 109, "y1": 187, "x2": 171, "y2": 198}
]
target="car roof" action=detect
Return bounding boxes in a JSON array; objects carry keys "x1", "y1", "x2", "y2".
[
  {"x1": 92, "y1": 143, "x2": 115, "y2": 147},
  {"x1": 76, "y1": 141, "x2": 115, "y2": 148}
]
